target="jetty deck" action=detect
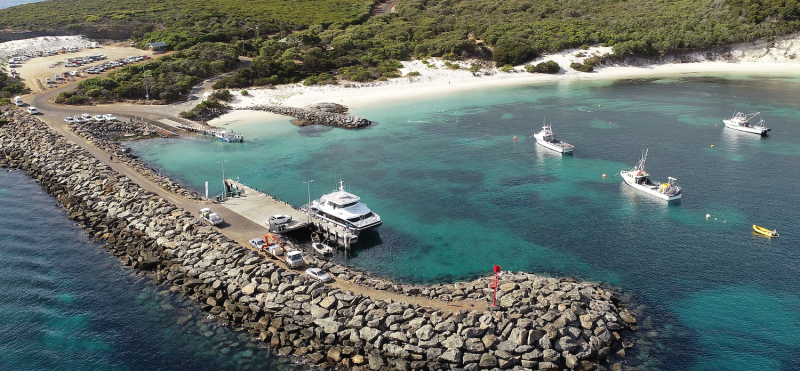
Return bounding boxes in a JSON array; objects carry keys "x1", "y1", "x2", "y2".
[
  {"x1": 221, "y1": 179, "x2": 359, "y2": 245},
  {"x1": 218, "y1": 180, "x2": 308, "y2": 233}
]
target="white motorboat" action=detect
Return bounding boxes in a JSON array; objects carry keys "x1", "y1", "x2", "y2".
[
  {"x1": 214, "y1": 129, "x2": 244, "y2": 143},
  {"x1": 305, "y1": 180, "x2": 382, "y2": 231},
  {"x1": 533, "y1": 124, "x2": 574, "y2": 153},
  {"x1": 620, "y1": 150, "x2": 682, "y2": 201},
  {"x1": 723, "y1": 111, "x2": 770, "y2": 136},
  {"x1": 311, "y1": 232, "x2": 333, "y2": 257}
]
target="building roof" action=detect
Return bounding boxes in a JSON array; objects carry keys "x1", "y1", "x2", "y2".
[{"x1": 147, "y1": 42, "x2": 167, "y2": 47}]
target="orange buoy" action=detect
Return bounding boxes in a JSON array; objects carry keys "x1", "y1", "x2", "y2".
[
  {"x1": 513, "y1": 136, "x2": 517, "y2": 141},
  {"x1": 715, "y1": 124, "x2": 717, "y2": 126},
  {"x1": 602, "y1": 174, "x2": 607, "y2": 178}
]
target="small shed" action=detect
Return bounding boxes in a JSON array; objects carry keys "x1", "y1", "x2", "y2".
[{"x1": 146, "y1": 42, "x2": 167, "y2": 53}]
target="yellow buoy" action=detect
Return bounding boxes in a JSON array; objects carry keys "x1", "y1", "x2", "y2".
[
  {"x1": 598, "y1": 104, "x2": 601, "y2": 107},
  {"x1": 710, "y1": 145, "x2": 714, "y2": 148}
]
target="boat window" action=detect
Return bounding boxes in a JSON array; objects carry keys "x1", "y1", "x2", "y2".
[{"x1": 341, "y1": 201, "x2": 358, "y2": 208}]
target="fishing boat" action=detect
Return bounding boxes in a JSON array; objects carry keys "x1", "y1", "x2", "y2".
[
  {"x1": 723, "y1": 112, "x2": 770, "y2": 136},
  {"x1": 753, "y1": 225, "x2": 779, "y2": 237},
  {"x1": 305, "y1": 180, "x2": 382, "y2": 231},
  {"x1": 214, "y1": 129, "x2": 244, "y2": 143},
  {"x1": 620, "y1": 150, "x2": 682, "y2": 201},
  {"x1": 311, "y1": 232, "x2": 333, "y2": 256},
  {"x1": 533, "y1": 124, "x2": 574, "y2": 154}
]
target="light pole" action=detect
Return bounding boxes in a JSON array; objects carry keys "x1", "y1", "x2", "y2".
[
  {"x1": 303, "y1": 179, "x2": 313, "y2": 222},
  {"x1": 218, "y1": 160, "x2": 227, "y2": 198}
]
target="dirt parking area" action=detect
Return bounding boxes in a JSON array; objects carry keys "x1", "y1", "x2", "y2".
[{"x1": 13, "y1": 44, "x2": 156, "y2": 94}]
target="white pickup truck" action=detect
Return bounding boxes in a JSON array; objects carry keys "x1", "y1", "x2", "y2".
[{"x1": 199, "y1": 208, "x2": 223, "y2": 226}]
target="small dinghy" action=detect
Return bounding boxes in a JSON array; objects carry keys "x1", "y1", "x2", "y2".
[
  {"x1": 311, "y1": 232, "x2": 333, "y2": 256},
  {"x1": 753, "y1": 225, "x2": 779, "y2": 237}
]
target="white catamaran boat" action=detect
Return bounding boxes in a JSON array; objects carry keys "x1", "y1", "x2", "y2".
[
  {"x1": 723, "y1": 111, "x2": 770, "y2": 136},
  {"x1": 533, "y1": 124, "x2": 574, "y2": 153},
  {"x1": 620, "y1": 150, "x2": 682, "y2": 201},
  {"x1": 306, "y1": 180, "x2": 382, "y2": 231}
]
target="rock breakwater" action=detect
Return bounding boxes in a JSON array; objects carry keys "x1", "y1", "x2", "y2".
[
  {"x1": 1, "y1": 108, "x2": 636, "y2": 371},
  {"x1": 239, "y1": 104, "x2": 371, "y2": 128},
  {"x1": 68, "y1": 119, "x2": 205, "y2": 201}
]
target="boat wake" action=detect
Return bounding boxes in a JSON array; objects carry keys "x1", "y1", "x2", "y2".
[{"x1": 577, "y1": 107, "x2": 593, "y2": 112}]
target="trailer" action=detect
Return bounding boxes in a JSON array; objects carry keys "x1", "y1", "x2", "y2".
[{"x1": 262, "y1": 233, "x2": 304, "y2": 268}]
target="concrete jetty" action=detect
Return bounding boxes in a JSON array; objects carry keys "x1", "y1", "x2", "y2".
[
  {"x1": 222, "y1": 179, "x2": 359, "y2": 245},
  {"x1": 218, "y1": 179, "x2": 308, "y2": 233}
]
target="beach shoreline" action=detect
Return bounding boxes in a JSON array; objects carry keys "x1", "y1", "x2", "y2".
[
  {"x1": 218, "y1": 60, "x2": 800, "y2": 116},
  {"x1": 207, "y1": 34, "x2": 800, "y2": 118}
]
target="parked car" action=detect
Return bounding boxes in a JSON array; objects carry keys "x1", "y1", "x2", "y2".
[
  {"x1": 81, "y1": 113, "x2": 92, "y2": 121},
  {"x1": 249, "y1": 238, "x2": 267, "y2": 251},
  {"x1": 94, "y1": 115, "x2": 105, "y2": 122},
  {"x1": 73, "y1": 116, "x2": 83, "y2": 123},
  {"x1": 103, "y1": 114, "x2": 117, "y2": 121},
  {"x1": 305, "y1": 268, "x2": 333, "y2": 282},
  {"x1": 13, "y1": 96, "x2": 23, "y2": 106},
  {"x1": 267, "y1": 214, "x2": 292, "y2": 226},
  {"x1": 64, "y1": 117, "x2": 75, "y2": 124},
  {"x1": 44, "y1": 78, "x2": 53, "y2": 84},
  {"x1": 27, "y1": 107, "x2": 39, "y2": 115}
]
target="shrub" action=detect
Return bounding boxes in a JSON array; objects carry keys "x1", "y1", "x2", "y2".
[
  {"x1": 241, "y1": 90, "x2": 249, "y2": 96},
  {"x1": 406, "y1": 71, "x2": 421, "y2": 77},
  {"x1": 500, "y1": 64, "x2": 513, "y2": 72},
  {"x1": 525, "y1": 61, "x2": 561, "y2": 74},
  {"x1": 468, "y1": 64, "x2": 481, "y2": 73},
  {"x1": 208, "y1": 89, "x2": 233, "y2": 101},
  {"x1": 0, "y1": 98, "x2": 10, "y2": 106},
  {"x1": 493, "y1": 42, "x2": 538, "y2": 66}
]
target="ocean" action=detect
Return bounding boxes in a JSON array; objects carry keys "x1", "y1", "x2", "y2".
[
  {"x1": 3, "y1": 74, "x2": 799, "y2": 370},
  {"x1": 0, "y1": 0, "x2": 46, "y2": 10}
]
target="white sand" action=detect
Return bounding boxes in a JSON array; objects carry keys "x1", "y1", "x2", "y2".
[
  {"x1": 219, "y1": 34, "x2": 800, "y2": 113},
  {"x1": 0, "y1": 36, "x2": 95, "y2": 60}
]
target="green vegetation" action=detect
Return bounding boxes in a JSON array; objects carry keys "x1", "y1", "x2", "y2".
[
  {"x1": 65, "y1": 42, "x2": 238, "y2": 104},
  {"x1": 0, "y1": 0, "x2": 375, "y2": 32},
  {"x1": 525, "y1": 61, "x2": 561, "y2": 74},
  {"x1": 0, "y1": 98, "x2": 11, "y2": 106},
  {"x1": 179, "y1": 99, "x2": 225, "y2": 120},
  {"x1": 208, "y1": 89, "x2": 233, "y2": 102},
  {"x1": 0, "y1": 67, "x2": 28, "y2": 99},
  {"x1": 241, "y1": 90, "x2": 249, "y2": 96},
  {"x1": 5, "y1": 0, "x2": 799, "y2": 103},
  {"x1": 570, "y1": 56, "x2": 601, "y2": 72}
]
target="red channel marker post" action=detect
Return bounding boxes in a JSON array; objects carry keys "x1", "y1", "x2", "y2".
[{"x1": 491, "y1": 265, "x2": 501, "y2": 306}]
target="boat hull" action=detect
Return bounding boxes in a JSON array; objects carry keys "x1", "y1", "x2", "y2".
[
  {"x1": 621, "y1": 173, "x2": 682, "y2": 201},
  {"x1": 534, "y1": 136, "x2": 573, "y2": 154},
  {"x1": 753, "y1": 225, "x2": 778, "y2": 237},
  {"x1": 723, "y1": 120, "x2": 769, "y2": 136}
]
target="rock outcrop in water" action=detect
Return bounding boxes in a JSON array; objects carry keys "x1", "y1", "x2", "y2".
[
  {"x1": 1, "y1": 107, "x2": 636, "y2": 371},
  {"x1": 239, "y1": 104, "x2": 371, "y2": 128}
]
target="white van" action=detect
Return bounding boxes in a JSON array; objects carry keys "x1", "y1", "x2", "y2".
[
  {"x1": 27, "y1": 107, "x2": 39, "y2": 115},
  {"x1": 14, "y1": 96, "x2": 23, "y2": 106}
]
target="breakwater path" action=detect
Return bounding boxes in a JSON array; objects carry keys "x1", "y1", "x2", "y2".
[{"x1": 1, "y1": 109, "x2": 637, "y2": 371}]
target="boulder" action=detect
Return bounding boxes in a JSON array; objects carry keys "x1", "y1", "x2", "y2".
[
  {"x1": 416, "y1": 324, "x2": 436, "y2": 341},
  {"x1": 478, "y1": 353, "x2": 498, "y2": 368},
  {"x1": 438, "y1": 348, "x2": 463, "y2": 364}
]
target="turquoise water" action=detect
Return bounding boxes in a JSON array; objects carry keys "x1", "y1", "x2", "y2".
[
  {"x1": 126, "y1": 74, "x2": 800, "y2": 370},
  {"x1": 0, "y1": 170, "x2": 301, "y2": 371}
]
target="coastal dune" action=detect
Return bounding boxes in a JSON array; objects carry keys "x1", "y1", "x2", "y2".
[{"x1": 1, "y1": 108, "x2": 638, "y2": 370}]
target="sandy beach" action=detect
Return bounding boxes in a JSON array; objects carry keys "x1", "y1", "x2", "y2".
[{"x1": 217, "y1": 34, "x2": 800, "y2": 114}]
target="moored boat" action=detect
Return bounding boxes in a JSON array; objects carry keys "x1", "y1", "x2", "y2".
[
  {"x1": 311, "y1": 232, "x2": 334, "y2": 256},
  {"x1": 305, "y1": 180, "x2": 382, "y2": 232},
  {"x1": 620, "y1": 150, "x2": 682, "y2": 201},
  {"x1": 214, "y1": 129, "x2": 244, "y2": 143},
  {"x1": 533, "y1": 124, "x2": 574, "y2": 153},
  {"x1": 753, "y1": 225, "x2": 779, "y2": 237},
  {"x1": 723, "y1": 112, "x2": 770, "y2": 136}
]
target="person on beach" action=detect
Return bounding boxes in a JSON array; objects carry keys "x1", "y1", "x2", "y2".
[{"x1": 110, "y1": 155, "x2": 113, "y2": 162}]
